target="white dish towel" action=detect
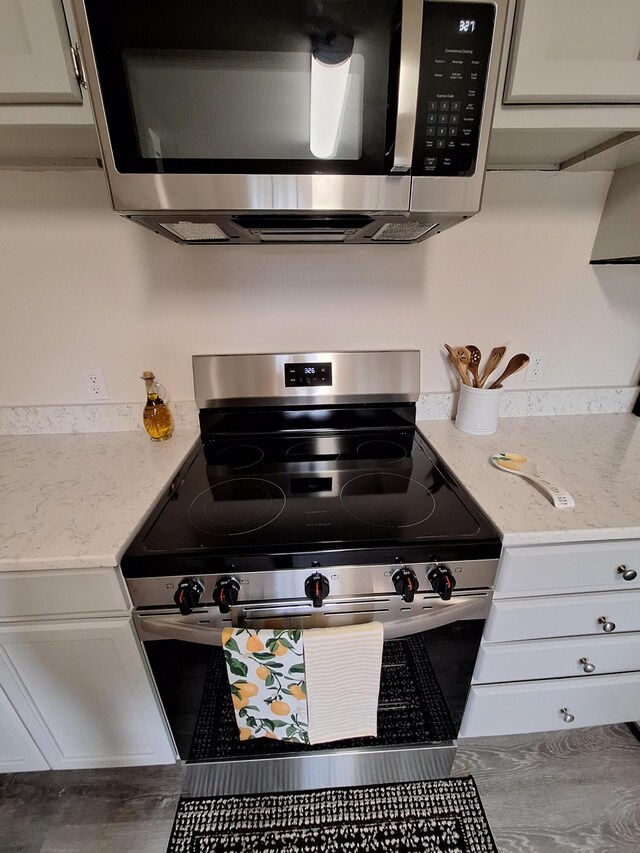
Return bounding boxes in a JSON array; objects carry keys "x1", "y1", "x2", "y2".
[{"x1": 304, "y1": 622, "x2": 384, "y2": 745}]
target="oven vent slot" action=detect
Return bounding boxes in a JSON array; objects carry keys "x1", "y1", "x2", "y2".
[
  {"x1": 372, "y1": 221, "x2": 438, "y2": 241},
  {"x1": 160, "y1": 221, "x2": 230, "y2": 242}
]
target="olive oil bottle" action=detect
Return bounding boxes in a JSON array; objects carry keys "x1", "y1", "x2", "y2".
[{"x1": 141, "y1": 371, "x2": 173, "y2": 441}]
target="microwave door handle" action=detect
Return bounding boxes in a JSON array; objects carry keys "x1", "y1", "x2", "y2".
[{"x1": 391, "y1": 0, "x2": 424, "y2": 174}]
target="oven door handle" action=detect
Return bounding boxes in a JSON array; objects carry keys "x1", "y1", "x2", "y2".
[
  {"x1": 391, "y1": 0, "x2": 424, "y2": 174},
  {"x1": 138, "y1": 615, "x2": 224, "y2": 646},
  {"x1": 136, "y1": 595, "x2": 490, "y2": 646}
]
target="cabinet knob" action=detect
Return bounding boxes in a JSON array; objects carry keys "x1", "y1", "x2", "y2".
[
  {"x1": 560, "y1": 708, "x2": 575, "y2": 724},
  {"x1": 617, "y1": 564, "x2": 637, "y2": 582},
  {"x1": 579, "y1": 657, "x2": 596, "y2": 674},
  {"x1": 598, "y1": 617, "x2": 616, "y2": 633}
]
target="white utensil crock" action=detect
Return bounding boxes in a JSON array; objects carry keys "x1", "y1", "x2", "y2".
[{"x1": 455, "y1": 384, "x2": 503, "y2": 435}]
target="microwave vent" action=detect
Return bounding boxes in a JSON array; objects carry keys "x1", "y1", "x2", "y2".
[
  {"x1": 160, "y1": 222, "x2": 230, "y2": 242},
  {"x1": 372, "y1": 222, "x2": 438, "y2": 242}
]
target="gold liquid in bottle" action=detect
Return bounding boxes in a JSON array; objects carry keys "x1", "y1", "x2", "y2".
[{"x1": 141, "y1": 371, "x2": 173, "y2": 441}]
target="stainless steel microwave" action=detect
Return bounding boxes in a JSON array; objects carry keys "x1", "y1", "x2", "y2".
[{"x1": 71, "y1": 0, "x2": 507, "y2": 244}]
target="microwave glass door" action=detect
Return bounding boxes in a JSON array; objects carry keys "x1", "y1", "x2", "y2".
[{"x1": 84, "y1": 0, "x2": 401, "y2": 175}]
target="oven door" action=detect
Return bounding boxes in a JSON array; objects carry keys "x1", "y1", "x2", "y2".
[
  {"x1": 137, "y1": 589, "x2": 490, "y2": 796},
  {"x1": 72, "y1": 0, "x2": 426, "y2": 214}
]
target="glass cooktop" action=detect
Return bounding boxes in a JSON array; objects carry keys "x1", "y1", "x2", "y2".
[{"x1": 137, "y1": 430, "x2": 487, "y2": 557}]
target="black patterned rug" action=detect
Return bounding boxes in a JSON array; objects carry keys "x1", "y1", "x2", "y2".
[
  {"x1": 166, "y1": 777, "x2": 498, "y2": 853},
  {"x1": 188, "y1": 635, "x2": 456, "y2": 761}
]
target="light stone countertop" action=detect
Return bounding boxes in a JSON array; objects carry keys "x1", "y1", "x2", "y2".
[
  {"x1": 418, "y1": 414, "x2": 640, "y2": 547},
  {"x1": 0, "y1": 430, "x2": 199, "y2": 571},
  {"x1": 2, "y1": 414, "x2": 638, "y2": 573}
]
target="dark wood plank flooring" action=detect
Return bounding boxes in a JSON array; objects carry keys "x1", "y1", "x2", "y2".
[{"x1": 0, "y1": 725, "x2": 638, "y2": 852}]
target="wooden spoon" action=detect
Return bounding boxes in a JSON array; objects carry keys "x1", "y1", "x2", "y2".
[
  {"x1": 444, "y1": 343, "x2": 472, "y2": 387},
  {"x1": 478, "y1": 346, "x2": 506, "y2": 388},
  {"x1": 488, "y1": 353, "x2": 530, "y2": 389},
  {"x1": 466, "y1": 345, "x2": 482, "y2": 387}
]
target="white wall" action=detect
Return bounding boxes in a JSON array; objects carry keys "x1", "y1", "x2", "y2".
[{"x1": 0, "y1": 168, "x2": 639, "y2": 406}]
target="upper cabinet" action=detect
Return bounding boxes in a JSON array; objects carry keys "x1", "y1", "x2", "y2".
[
  {"x1": 0, "y1": 0, "x2": 98, "y2": 162},
  {"x1": 0, "y1": 0, "x2": 82, "y2": 105},
  {"x1": 489, "y1": 0, "x2": 640, "y2": 168},
  {"x1": 504, "y1": 0, "x2": 640, "y2": 105}
]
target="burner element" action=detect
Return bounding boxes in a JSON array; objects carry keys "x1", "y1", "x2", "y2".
[
  {"x1": 189, "y1": 478, "x2": 286, "y2": 536},
  {"x1": 286, "y1": 437, "x2": 341, "y2": 461},
  {"x1": 356, "y1": 440, "x2": 408, "y2": 463},
  {"x1": 340, "y1": 473, "x2": 436, "y2": 528},
  {"x1": 210, "y1": 444, "x2": 264, "y2": 470}
]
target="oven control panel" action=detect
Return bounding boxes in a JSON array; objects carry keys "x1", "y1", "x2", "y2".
[
  {"x1": 413, "y1": 2, "x2": 495, "y2": 177},
  {"x1": 285, "y1": 362, "x2": 333, "y2": 387}
]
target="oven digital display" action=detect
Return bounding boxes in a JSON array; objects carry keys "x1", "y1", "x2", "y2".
[{"x1": 285, "y1": 362, "x2": 333, "y2": 387}]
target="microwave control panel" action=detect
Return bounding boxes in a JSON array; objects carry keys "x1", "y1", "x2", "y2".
[{"x1": 413, "y1": 2, "x2": 495, "y2": 177}]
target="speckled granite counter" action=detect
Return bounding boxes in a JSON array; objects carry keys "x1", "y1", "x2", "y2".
[
  {"x1": 418, "y1": 414, "x2": 640, "y2": 547},
  {"x1": 2, "y1": 414, "x2": 638, "y2": 572},
  {"x1": 0, "y1": 430, "x2": 199, "y2": 571}
]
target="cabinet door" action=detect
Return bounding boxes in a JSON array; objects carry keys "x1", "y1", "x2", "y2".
[
  {"x1": 484, "y1": 591, "x2": 640, "y2": 643},
  {"x1": 0, "y1": 669, "x2": 48, "y2": 772},
  {"x1": 505, "y1": 0, "x2": 640, "y2": 104},
  {"x1": 0, "y1": 0, "x2": 82, "y2": 104},
  {"x1": 460, "y1": 672, "x2": 640, "y2": 737},
  {"x1": 0, "y1": 619, "x2": 176, "y2": 769}
]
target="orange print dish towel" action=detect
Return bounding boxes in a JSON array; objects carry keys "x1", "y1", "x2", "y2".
[{"x1": 221, "y1": 628, "x2": 309, "y2": 744}]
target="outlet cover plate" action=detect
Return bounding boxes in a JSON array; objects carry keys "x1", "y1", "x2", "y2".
[
  {"x1": 82, "y1": 368, "x2": 109, "y2": 401},
  {"x1": 526, "y1": 351, "x2": 547, "y2": 382}
]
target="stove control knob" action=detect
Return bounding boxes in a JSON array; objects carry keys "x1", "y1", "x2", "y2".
[
  {"x1": 305, "y1": 572, "x2": 330, "y2": 608},
  {"x1": 174, "y1": 578, "x2": 205, "y2": 615},
  {"x1": 212, "y1": 577, "x2": 241, "y2": 614},
  {"x1": 427, "y1": 564, "x2": 456, "y2": 601},
  {"x1": 392, "y1": 567, "x2": 419, "y2": 603}
]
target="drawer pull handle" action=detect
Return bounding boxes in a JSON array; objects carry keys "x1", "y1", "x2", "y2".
[
  {"x1": 617, "y1": 565, "x2": 637, "y2": 582},
  {"x1": 598, "y1": 617, "x2": 616, "y2": 633},
  {"x1": 579, "y1": 657, "x2": 596, "y2": 674},
  {"x1": 560, "y1": 708, "x2": 575, "y2": 724}
]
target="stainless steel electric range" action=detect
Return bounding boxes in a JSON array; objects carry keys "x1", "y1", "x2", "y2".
[{"x1": 121, "y1": 351, "x2": 501, "y2": 796}]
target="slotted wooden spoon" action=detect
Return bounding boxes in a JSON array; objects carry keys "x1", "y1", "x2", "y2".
[
  {"x1": 466, "y1": 345, "x2": 482, "y2": 387},
  {"x1": 478, "y1": 346, "x2": 506, "y2": 388},
  {"x1": 488, "y1": 353, "x2": 530, "y2": 389},
  {"x1": 444, "y1": 343, "x2": 472, "y2": 387}
]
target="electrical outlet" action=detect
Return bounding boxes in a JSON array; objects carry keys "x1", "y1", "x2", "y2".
[
  {"x1": 82, "y1": 368, "x2": 109, "y2": 401},
  {"x1": 526, "y1": 351, "x2": 547, "y2": 382}
]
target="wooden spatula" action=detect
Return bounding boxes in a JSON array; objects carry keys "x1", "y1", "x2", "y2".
[{"x1": 478, "y1": 346, "x2": 506, "y2": 388}]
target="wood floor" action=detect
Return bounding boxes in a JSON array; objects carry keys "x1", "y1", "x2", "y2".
[{"x1": 1, "y1": 724, "x2": 638, "y2": 852}]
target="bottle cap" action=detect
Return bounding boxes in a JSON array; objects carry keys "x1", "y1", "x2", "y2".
[{"x1": 141, "y1": 371, "x2": 155, "y2": 381}]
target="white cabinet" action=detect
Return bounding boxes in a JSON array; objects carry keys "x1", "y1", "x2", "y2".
[
  {"x1": 505, "y1": 0, "x2": 640, "y2": 104},
  {"x1": 462, "y1": 673, "x2": 640, "y2": 737},
  {"x1": 484, "y1": 591, "x2": 640, "y2": 643},
  {"x1": 0, "y1": 0, "x2": 82, "y2": 105},
  {"x1": 461, "y1": 539, "x2": 640, "y2": 738},
  {"x1": 0, "y1": 567, "x2": 130, "y2": 621},
  {"x1": 489, "y1": 1, "x2": 640, "y2": 169},
  {"x1": 0, "y1": 0, "x2": 98, "y2": 162},
  {"x1": 0, "y1": 662, "x2": 48, "y2": 772},
  {"x1": 0, "y1": 618, "x2": 175, "y2": 770},
  {"x1": 495, "y1": 541, "x2": 640, "y2": 598}
]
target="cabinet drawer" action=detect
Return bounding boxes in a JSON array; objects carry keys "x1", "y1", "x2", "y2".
[
  {"x1": 0, "y1": 568, "x2": 129, "y2": 620},
  {"x1": 495, "y1": 542, "x2": 640, "y2": 598},
  {"x1": 496, "y1": 542, "x2": 640, "y2": 598},
  {"x1": 484, "y1": 591, "x2": 640, "y2": 643},
  {"x1": 474, "y1": 633, "x2": 640, "y2": 684},
  {"x1": 460, "y1": 673, "x2": 640, "y2": 737}
]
